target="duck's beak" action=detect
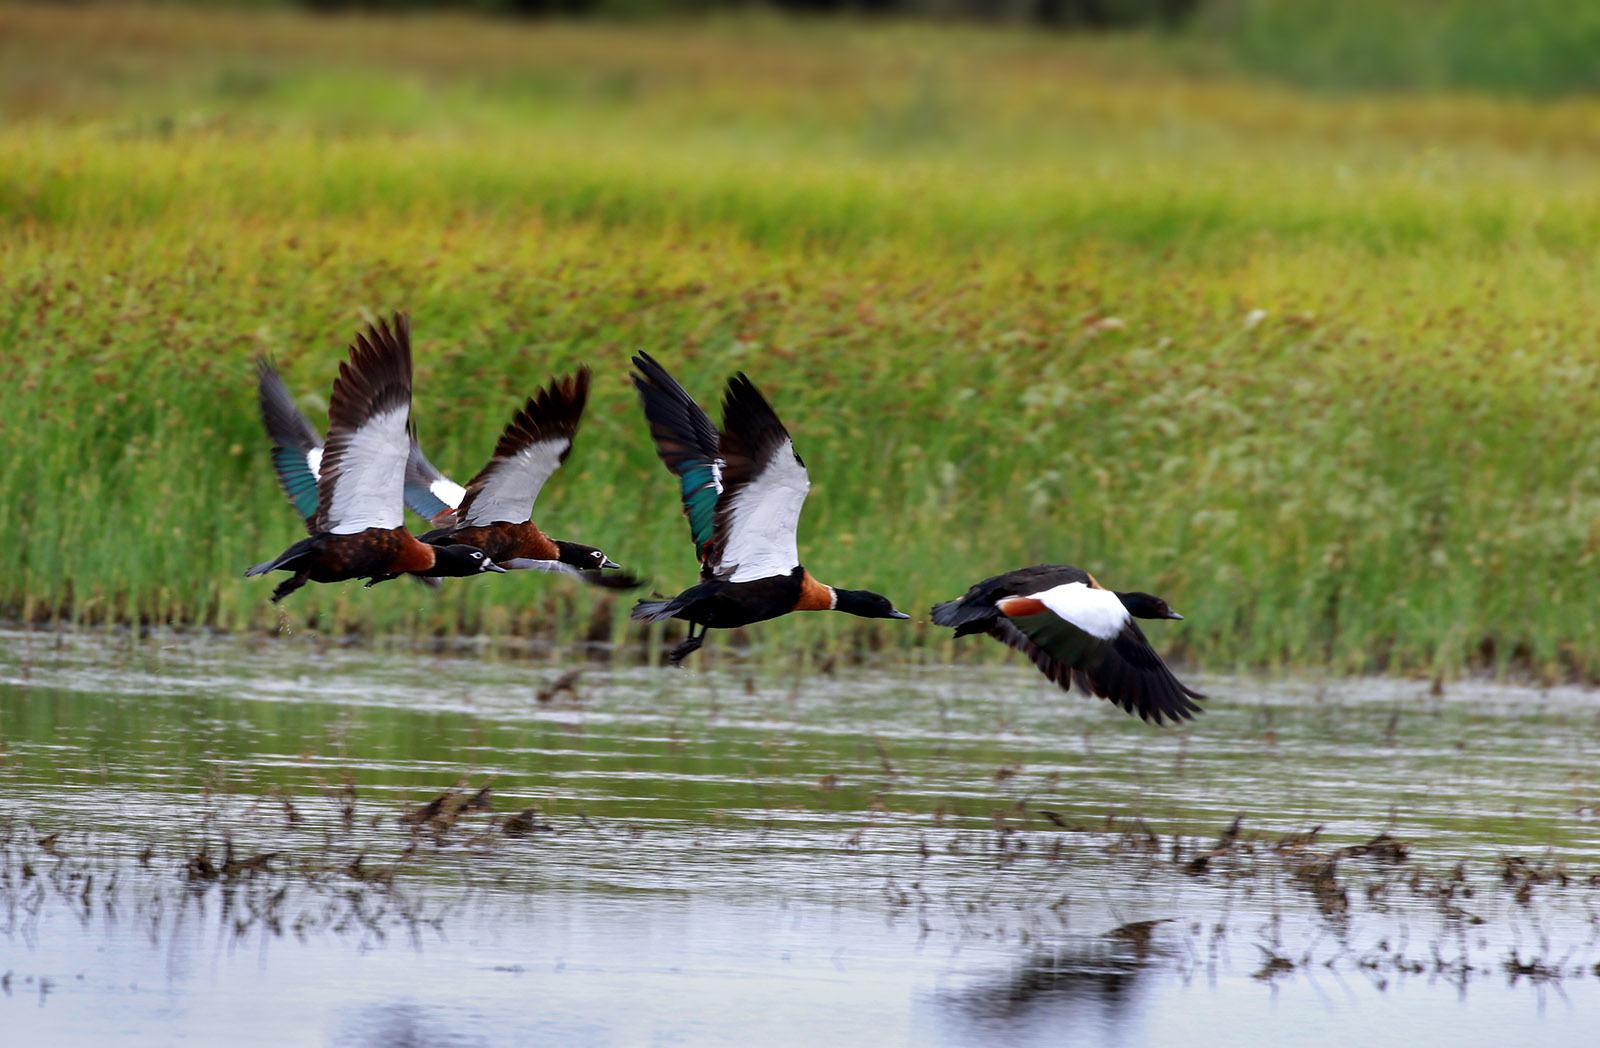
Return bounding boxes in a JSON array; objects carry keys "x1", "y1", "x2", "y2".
[
  {"x1": 1166, "y1": 609, "x2": 1184, "y2": 620},
  {"x1": 485, "y1": 561, "x2": 508, "y2": 573},
  {"x1": 601, "y1": 557, "x2": 621, "y2": 570},
  {"x1": 889, "y1": 609, "x2": 912, "y2": 620}
]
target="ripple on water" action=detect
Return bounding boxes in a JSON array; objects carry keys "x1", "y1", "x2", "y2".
[{"x1": 1, "y1": 630, "x2": 1598, "y2": 1046}]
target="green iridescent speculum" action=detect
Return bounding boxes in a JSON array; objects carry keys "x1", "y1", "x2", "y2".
[
  {"x1": 274, "y1": 448, "x2": 320, "y2": 522},
  {"x1": 680, "y1": 460, "x2": 718, "y2": 559}
]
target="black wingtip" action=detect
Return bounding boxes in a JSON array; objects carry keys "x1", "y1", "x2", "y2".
[{"x1": 255, "y1": 355, "x2": 322, "y2": 451}]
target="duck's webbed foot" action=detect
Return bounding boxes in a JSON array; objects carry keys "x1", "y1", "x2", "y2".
[
  {"x1": 270, "y1": 572, "x2": 310, "y2": 604},
  {"x1": 667, "y1": 626, "x2": 705, "y2": 667},
  {"x1": 364, "y1": 573, "x2": 400, "y2": 589}
]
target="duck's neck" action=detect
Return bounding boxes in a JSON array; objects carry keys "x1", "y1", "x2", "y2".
[{"x1": 795, "y1": 570, "x2": 836, "y2": 612}]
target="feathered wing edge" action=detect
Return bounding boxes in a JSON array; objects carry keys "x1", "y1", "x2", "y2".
[
  {"x1": 987, "y1": 618, "x2": 1204, "y2": 725},
  {"x1": 404, "y1": 430, "x2": 461, "y2": 527},
  {"x1": 454, "y1": 367, "x2": 591, "y2": 527},
  {"x1": 256, "y1": 352, "x2": 454, "y2": 531},
  {"x1": 489, "y1": 368, "x2": 590, "y2": 461},
  {"x1": 313, "y1": 314, "x2": 413, "y2": 534},
  {"x1": 704, "y1": 372, "x2": 805, "y2": 578},
  {"x1": 630, "y1": 352, "x2": 723, "y2": 565},
  {"x1": 255, "y1": 357, "x2": 324, "y2": 532},
  {"x1": 1089, "y1": 622, "x2": 1206, "y2": 723}
]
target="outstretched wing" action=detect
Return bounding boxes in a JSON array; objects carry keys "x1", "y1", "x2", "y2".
[
  {"x1": 455, "y1": 369, "x2": 589, "y2": 528},
  {"x1": 255, "y1": 357, "x2": 324, "y2": 533},
  {"x1": 999, "y1": 582, "x2": 1203, "y2": 725},
  {"x1": 314, "y1": 314, "x2": 412, "y2": 536},
  {"x1": 1078, "y1": 622, "x2": 1206, "y2": 725},
  {"x1": 630, "y1": 352, "x2": 723, "y2": 566},
  {"x1": 404, "y1": 430, "x2": 465, "y2": 527},
  {"x1": 706, "y1": 373, "x2": 809, "y2": 583}
]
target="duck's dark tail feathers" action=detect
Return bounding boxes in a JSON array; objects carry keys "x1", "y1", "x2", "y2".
[
  {"x1": 929, "y1": 596, "x2": 995, "y2": 636},
  {"x1": 631, "y1": 594, "x2": 687, "y2": 623},
  {"x1": 245, "y1": 537, "x2": 316, "y2": 578}
]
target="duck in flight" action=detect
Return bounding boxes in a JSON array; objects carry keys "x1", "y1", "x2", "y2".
[
  {"x1": 246, "y1": 314, "x2": 505, "y2": 602},
  {"x1": 931, "y1": 564, "x2": 1203, "y2": 724},
  {"x1": 256, "y1": 351, "x2": 633, "y2": 589},
  {"x1": 629, "y1": 352, "x2": 909, "y2": 665}
]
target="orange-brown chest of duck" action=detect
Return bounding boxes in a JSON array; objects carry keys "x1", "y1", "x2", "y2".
[
  {"x1": 440, "y1": 522, "x2": 559, "y2": 564},
  {"x1": 793, "y1": 570, "x2": 836, "y2": 612},
  {"x1": 309, "y1": 527, "x2": 438, "y2": 582}
]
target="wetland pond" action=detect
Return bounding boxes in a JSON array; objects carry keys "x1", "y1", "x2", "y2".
[{"x1": 2, "y1": 629, "x2": 1599, "y2": 1047}]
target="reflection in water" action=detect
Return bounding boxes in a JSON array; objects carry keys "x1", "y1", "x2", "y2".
[
  {"x1": 335, "y1": 1002, "x2": 488, "y2": 1048},
  {"x1": 938, "y1": 942, "x2": 1154, "y2": 1047}
]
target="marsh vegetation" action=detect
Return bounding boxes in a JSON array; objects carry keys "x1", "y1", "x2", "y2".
[{"x1": 2, "y1": 2, "x2": 1596, "y2": 680}]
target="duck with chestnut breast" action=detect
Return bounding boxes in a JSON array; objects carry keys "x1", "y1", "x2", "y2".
[
  {"x1": 931, "y1": 564, "x2": 1203, "y2": 724},
  {"x1": 245, "y1": 314, "x2": 505, "y2": 602},
  {"x1": 409, "y1": 367, "x2": 639, "y2": 589},
  {"x1": 629, "y1": 352, "x2": 909, "y2": 665},
  {"x1": 256, "y1": 355, "x2": 633, "y2": 589}
]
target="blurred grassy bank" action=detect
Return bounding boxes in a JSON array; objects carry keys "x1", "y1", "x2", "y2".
[
  {"x1": 2, "y1": 3, "x2": 1597, "y2": 678},
  {"x1": 1212, "y1": 0, "x2": 1600, "y2": 97}
]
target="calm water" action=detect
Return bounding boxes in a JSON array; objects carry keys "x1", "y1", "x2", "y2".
[{"x1": 2, "y1": 629, "x2": 1598, "y2": 1047}]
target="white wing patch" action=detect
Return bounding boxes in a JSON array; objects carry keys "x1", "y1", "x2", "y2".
[
  {"x1": 1028, "y1": 582, "x2": 1130, "y2": 641},
  {"x1": 432, "y1": 476, "x2": 466, "y2": 511},
  {"x1": 307, "y1": 446, "x2": 324, "y2": 478},
  {"x1": 718, "y1": 438, "x2": 810, "y2": 583},
  {"x1": 324, "y1": 405, "x2": 410, "y2": 534},
  {"x1": 460, "y1": 438, "x2": 570, "y2": 527}
]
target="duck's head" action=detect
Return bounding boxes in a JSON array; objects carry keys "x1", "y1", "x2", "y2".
[
  {"x1": 431, "y1": 545, "x2": 507, "y2": 578},
  {"x1": 833, "y1": 588, "x2": 912, "y2": 621},
  {"x1": 1116, "y1": 591, "x2": 1183, "y2": 620},
  {"x1": 555, "y1": 540, "x2": 621, "y2": 572}
]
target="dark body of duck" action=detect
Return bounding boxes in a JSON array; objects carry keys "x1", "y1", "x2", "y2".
[
  {"x1": 245, "y1": 315, "x2": 504, "y2": 602},
  {"x1": 629, "y1": 352, "x2": 908, "y2": 664},
  {"x1": 932, "y1": 564, "x2": 1203, "y2": 724}
]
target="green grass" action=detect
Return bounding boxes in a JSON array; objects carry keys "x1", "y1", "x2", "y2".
[
  {"x1": 1210, "y1": 0, "x2": 1600, "y2": 97},
  {"x1": 2, "y1": 3, "x2": 1598, "y2": 678}
]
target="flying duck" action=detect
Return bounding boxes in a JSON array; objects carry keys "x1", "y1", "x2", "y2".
[
  {"x1": 410, "y1": 368, "x2": 639, "y2": 589},
  {"x1": 245, "y1": 314, "x2": 505, "y2": 602},
  {"x1": 629, "y1": 352, "x2": 909, "y2": 665},
  {"x1": 256, "y1": 355, "x2": 633, "y2": 589},
  {"x1": 931, "y1": 565, "x2": 1203, "y2": 724}
]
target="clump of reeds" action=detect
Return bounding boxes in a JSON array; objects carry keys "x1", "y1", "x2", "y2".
[{"x1": 2, "y1": 3, "x2": 1598, "y2": 678}]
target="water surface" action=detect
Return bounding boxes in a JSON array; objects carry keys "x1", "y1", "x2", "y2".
[{"x1": 2, "y1": 630, "x2": 1597, "y2": 1046}]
